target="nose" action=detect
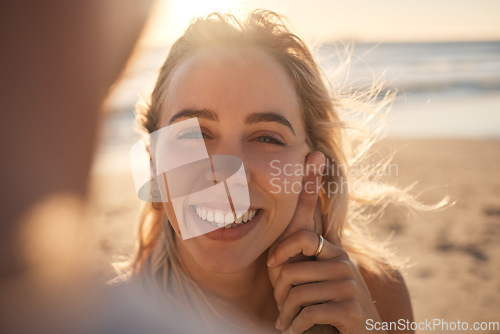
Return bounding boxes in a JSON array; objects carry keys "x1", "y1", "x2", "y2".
[
  {"x1": 203, "y1": 140, "x2": 250, "y2": 185},
  {"x1": 204, "y1": 155, "x2": 250, "y2": 185}
]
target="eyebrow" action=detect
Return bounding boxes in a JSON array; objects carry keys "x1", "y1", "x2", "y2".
[
  {"x1": 169, "y1": 108, "x2": 218, "y2": 124},
  {"x1": 245, "y1": 112, "x2": 296, "y2": 135},
  {"x1": 169, "y1": 108, "x2": 295, "y2": 135}
]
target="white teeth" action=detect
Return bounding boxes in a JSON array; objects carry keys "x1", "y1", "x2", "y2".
[
  {"x1": 193, "y1": 206, "x2": 260, "y2": 227},
  {"x1": 225, "y1": 213, "x2": 234, "y2": 224},
  {"x1": 206, "y1": 210, "x2": 214, "y2": 222},
  {"x1": 214, "y1": 211, "x2": 225, "y2": 225}
]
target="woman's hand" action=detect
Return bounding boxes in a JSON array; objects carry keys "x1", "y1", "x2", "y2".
[{"x1": 267, "y1": 151, "x2": 384, "y2": 334}]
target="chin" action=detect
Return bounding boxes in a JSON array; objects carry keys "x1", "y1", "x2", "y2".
[{"x1": 193, "y1": 247, "x2": 259, "y2": 274}]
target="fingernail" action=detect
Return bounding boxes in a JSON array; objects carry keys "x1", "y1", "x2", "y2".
[
  {"x1": 275, "y1": 318, "x2": 281, "y2": 330},
  {"x1": 267, "y1": 254, "x2": 275, "y2": 267}
]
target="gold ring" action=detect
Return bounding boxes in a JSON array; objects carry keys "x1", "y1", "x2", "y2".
[{"x1": 313, "y1": 234, "x2": 324, "y2": 257}]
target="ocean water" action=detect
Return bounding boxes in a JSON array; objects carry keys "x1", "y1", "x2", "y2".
[
  {"x1": 95, "y1": 41, "x2": 500, "y2": 173},
  {"x1": 317, "y1": 41, "x2": 500, "y2": 138}
]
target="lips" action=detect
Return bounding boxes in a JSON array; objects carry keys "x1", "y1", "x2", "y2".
[{"x1": 191, "y1": 205, "x2": 262, "y2": 229}]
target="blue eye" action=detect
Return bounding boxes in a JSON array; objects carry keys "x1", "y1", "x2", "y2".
[
  {"x1": 177, "y1": 127, "x2": 210, "y2": 141},
  {"x1": 256, "y1": 135, "x2": 285, "y2": 146},
  {"x1": 177, "y1": 131, "x2": 204, "y2": 140}
]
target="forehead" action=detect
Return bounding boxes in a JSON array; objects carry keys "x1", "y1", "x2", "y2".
[{"x1": 161, "y1": 47, "x2": 301, "y2": 126}]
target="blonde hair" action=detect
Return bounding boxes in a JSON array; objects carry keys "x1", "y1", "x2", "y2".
[{"x1": 119, "y1": 9, "x2": 445, "y2": 317}]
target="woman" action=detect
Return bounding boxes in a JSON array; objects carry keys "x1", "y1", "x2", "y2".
[{"x1": 126, "y1": 10, "x2": 415, "y2": 334}]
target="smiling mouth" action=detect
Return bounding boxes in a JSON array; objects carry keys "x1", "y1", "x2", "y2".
[{"x1": 190, "y1": 206, "x2": 263, "y2": 229}]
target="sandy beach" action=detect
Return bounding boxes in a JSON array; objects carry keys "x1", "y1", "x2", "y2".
[
  {"x1": 88, "y1": 138, "x2": 500, "y2": 328},
  {"x1": 371, "y1": 139, "x2": 500, "y2": 326}
]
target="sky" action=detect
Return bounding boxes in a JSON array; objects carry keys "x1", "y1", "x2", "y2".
[{"x1": 140, "y1": 0, "x2": 500, "y2": 46}]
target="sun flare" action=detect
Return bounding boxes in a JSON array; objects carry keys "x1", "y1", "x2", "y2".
[
  {"x1": 144, "y1": 0, "x2": 244, "y2": 46},
  {"x1": 172, "y1": 0, "x2": 239, "y2": 20}
]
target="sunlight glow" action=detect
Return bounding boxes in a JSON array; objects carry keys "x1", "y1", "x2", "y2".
[
  {"x1": 143, "y1": 0, "x2": 244, "y2": 46},
  {"x1": 141, "y1": 0, "x2": 500, "y2": 47},
  {"x1": 172, "y1": 0, "x2": 238, "y2": 20}
]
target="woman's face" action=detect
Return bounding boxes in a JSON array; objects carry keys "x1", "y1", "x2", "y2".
[{"x1": 159, "y1": 47, "x2": 310, "y2": 274}]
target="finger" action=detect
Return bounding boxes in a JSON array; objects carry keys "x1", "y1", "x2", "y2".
[
  {"x1": 281, "y1": 151, "x2": 325, "y2": 237},
  {"x1": 284, "y1": 301, "x2": 356, "y2": 334},
  {"x1": 273, "y1": 260, "x2": 355, "y2": 308},
  {"x1": 267, "y1": 230, "x2": 349, "y2": 267},
  {"x1": 267, "y1": 152, "x2": 326, "y2": 288},
  {"x1": 277, "y1": 280, "x2": 356, "y2": 330}
]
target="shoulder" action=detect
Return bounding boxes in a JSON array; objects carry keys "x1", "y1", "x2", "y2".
[{"x1": 360, "y1": 266, "x2": 414, "y2": 326}]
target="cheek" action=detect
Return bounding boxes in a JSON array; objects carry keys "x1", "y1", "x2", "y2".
[
  {"x1": 250, "y1": 150, "x2": 305, "y2": 195},
  {"x1": 246, "y1": 149, "x2": 306, "y2": 225}
]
